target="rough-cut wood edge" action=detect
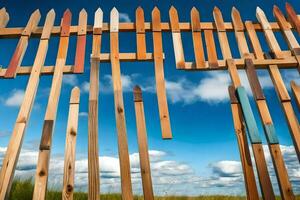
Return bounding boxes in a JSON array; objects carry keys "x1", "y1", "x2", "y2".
[
  {"x1": 62, "y1": 87, "x2": 80, "y2": 200},
  {"x1": 73, "y1": 9, "x2": 88, "y2": 73},
  {"x1": 152, "y1": 7, "x2": 173, "y2": 139},
  {"x1": 286, "y1": 3, "x2": 300, "y2": 35},
  {"x1": 133, "y1": 86, "x2": 155, "y2": 200},
  {"x1": 291, "y1": 81, "x2": 300, "y2": 111},
  {"x1": 136, "y1": 6, "x2": 147, "y2": 60},
  {"x1": 0, "y1": 9, "x2": 55, "y2": 200}
]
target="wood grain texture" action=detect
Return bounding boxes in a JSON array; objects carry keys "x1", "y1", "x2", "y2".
[
  {"x1": 62, "y1": 87, "x2": 80, "y2": 200},
  {"x1": 286, "y1": 3, "x2": 300, "y2": 35},
  {"x1": 228, "y1": 86, "x2": 259, "y2": 200},
  {"x1": 291, "y1": 81, "x2": 300, "y2": 111},
  {"x1": 268, "y1": 65, "x2": 290, "y2": 102},
  {"x1": 169, "y1": 6, "x2": 185, "y2": 69},
  {"x1": 74, "y1": 9, "x2": 87, "y2": 73},
  {"x1": 33, "y1": 9, "x2": 71, "y2": 200},
  {"x1": 204, "y1": 30, "x2": 218, "y2": 68},
  {"x1": 136, "y1": 7, "x2": 147, "y2": 60},
  {"x1": 245, "y1": 21, "x2": 264, "y2": 59},
  {"x1": 152, "y1": 7, "x2": 172, "y2": 139},
  {"x1": 191, "y1": 7, "x2": 206, "y2": 69},
  {"x1": 0, "y1": 9, "x2": 55, "y2": 200},
  {"x1": 133, "y1": 86, "x2": 154, "y2": 200},
  {"x1": 110, "y1": 8, "x2": 133, "y2": 200}
]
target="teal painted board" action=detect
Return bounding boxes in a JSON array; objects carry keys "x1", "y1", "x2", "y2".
[
  {"x1": 236, "y1": 86, "x2": 262, "y2": 144},
  {"x1": 263, "y1": 124, "x2": 279, "y2": 144}
]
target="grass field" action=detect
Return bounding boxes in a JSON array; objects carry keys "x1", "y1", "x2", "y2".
[{"x1": 8, "y1": 179, "x2": 300, "y2": 200}]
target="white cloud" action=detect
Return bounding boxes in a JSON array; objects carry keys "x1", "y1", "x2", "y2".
[
  {"x1": 4, "y1": 89, "x2": 24, "y2": 107},
  {"x1": 63, "y1": 74, "x2": 78, "y2": 86},
  {"x1": 81, "y1": 81, "x2": 90, "y2": 93},
  {"x1": 79, "y1": 112, "x2": 88, "y2": 117},
  {"x1": 119, "y1": 13, "x2": 131, "y2": 22}
]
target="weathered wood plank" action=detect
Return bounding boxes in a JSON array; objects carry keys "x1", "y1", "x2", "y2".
[
  {"x1": 0, "y1": 9, "x2": 55, "y2": 200},
  {"x1": 291, "y1": 81, "x2": 300, "y2": 111},
  {"x1": 4, "y1": 9, "x2": 41, "y2": 78},
  {"x1": 133, "y1": 86, "x2": 154, "y2": 200},
  {"x1": 191, "y1": 7, "x2": 206, "y2": 69},
  {"x1": 0, "y1": 8, "x2": 9, "y2": 28},
  {"x1": 152, "y1": 7, "x2": 172, "y2": 139},
  {"x1": 74, "y1": 9, "x2": 87, "y2": 73},
  {"x1": 33, "y1": 9, "x2": 71, "y2": 200},
  {"x1": 286, "y1": 3, "x2": 300, "y2": 35},
  {"x1": 228, "y1": 86, "x2": 259, "y2": 200},
  {"x1": 269, "y1": 65, "x2": 290, "y2": 102},
  {"x1": 204, "y1": 30, "x2": 218, "y2": 68},
  {"x1": 136, "y1": 7, "x2": 147, "y2": 60},
  {"x1": 110, "y1": 8, "x2": 133, "y2": 200},
  {"x1": 169, "y1": 6, "x2": 185, "y2": 69},
  {"x1": 245, "y1": 21, "x2": 264, "y2": 59},
  {"x1": 62, "y1": 87, "x2": 80, "y2": 200},
  {"x1": 88, "y1": 8, "x2": 102, "y2": 200}
]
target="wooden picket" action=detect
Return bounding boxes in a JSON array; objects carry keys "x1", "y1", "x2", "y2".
[{"x1": 0, "y1": 3, "x2": 299, "y2": 200}]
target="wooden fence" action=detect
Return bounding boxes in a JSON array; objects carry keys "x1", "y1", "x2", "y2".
[{"x1": 0, "y1": 2, "x2": 299, "y2": 200}]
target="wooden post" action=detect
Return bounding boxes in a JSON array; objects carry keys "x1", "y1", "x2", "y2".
[
  {"x1": 0, "y1": 8, "x2": 9, "y2": 28},
  {"x1": 286, "y1": 3, "x2": 300, "y2": 35},
  {"x1": 0, "y1": 9, "x2": 55, "y2": 200},
  {"x1": 62, "y1": 87, "x2": 80, "y2": 200},
  {"x1": 136, "y1": 7, "x2": 147, "y2": 60},
  {"x1": 73, "y1": 9, "x2": 87, "y2": 73},
  {"x1": 88, "y1": 8, "x2": 102, "y2": 200},
  {"x1": 256, "y1": 7, "x2": 300, "y2": 162},
  {"x1": 33, "y1": 9, "x2": 71, "y2": 200},
  {"x1": 213, "y1": 7, "x2": 275, "y2": 200},
  {"x1": 152, "y1": 7, "x2": 172, "y2": 139},
  {"x1": 4, "y1": 9, "x2": 41, "y2": 78},
  {"x1": 228, "y1": 86, "x2": 259, "y2": 200},
  {"x1": 204, "y1": 30, "x2": 218, "y2": 68},
  {"x1": 291, "y1": 81, "x2": 300, "y2": 111},
  {"x1": 133, "y1": 86, "x2": 154, "y2": 200},
  {"x1": 110, "y1": 8, "x2": 133, "y2": 200}
]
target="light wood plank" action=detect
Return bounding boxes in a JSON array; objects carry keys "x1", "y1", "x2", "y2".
[
  {"x1": 136, "y1": 7, "x2": 147, "y2": 60},
  {"x1": 204, "y1": 30, "x2": 218, "y2": 68},
  {"x1": 152, "y1": 7, "x2": 172, "y2": 139},
  {"x1": 133, "y1": 86, "x2": 154, "y2": 200},
  {"x1": 245, "y1": 21, "x2": 264, "y2": 59},
  {"x1": 110, "y1": 8, "x2": 133, "y2": 200},
  {"x1": 291, "y1": 81, "x2": 300, "y2": 111},
  {"x1": 269, "y1": 65, "x2": 290, "y2": 101},
  {"x1": 286, "y1": 3, "x2": 300, "y2": 35},
  {"x1": 0, "y1": 9, "x2": 55, "y2": 200},
  {"x1": 0, "y1": 8, "x2": 9, "y2": 28},
  {"x1": 62, "y1": 87, "x2": 80, "y2": 200},
  {"x1": 33, "y1": 9, "x2": 71, "y2": 200}
]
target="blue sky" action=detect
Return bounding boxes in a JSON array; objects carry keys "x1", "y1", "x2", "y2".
[{"x1": 0, "y1": 0, "x2": 300, "y2": 196}]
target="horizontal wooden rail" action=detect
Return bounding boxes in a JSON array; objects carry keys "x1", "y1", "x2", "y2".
[{"x1": 1, "y1": 16, "x2": 300, "y2": 38}]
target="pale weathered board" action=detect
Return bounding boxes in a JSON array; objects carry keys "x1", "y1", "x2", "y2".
[{"x1": 62, "y1": 87, "x2": 80, "y2": 200}]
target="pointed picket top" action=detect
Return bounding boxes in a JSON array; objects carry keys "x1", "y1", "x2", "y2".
[
  {"x1": 191, "y1": 7, "x2": 201, "y2": 31},
  {"x1": 136, "y1": 6, "x2": 145, "y2": 33},
  {"x1": 256, "y1": 7, "x2": 271, "y2": 30},
  {"x1": 273, "y1": 5, "x2": 290, "y2": 31},
  {"x1": 110, "y1": 7, "x2": 119, "y2": 32},
  {"x1": 94, "y1": 8, "x2": 103, "y2": 29},
  {"x1": 0, "y1": 7, "x2": 9, "y2": 28},
  {"x1": 78, "y1": 8, "x2": 88, "y2": 35},
  {"x1": 41, "y1": 9, "x2": 56, "y2": 39},
  {"x1": 22, "y1": 9, "x2": 41, "y2": 36},
  {"x1": 231, "y1": 7, "x2": 244, "y2": 31},
  {"x1": 152, "y1": 7, "x2": 161, "y2": 31},
  {"x1": 169, "y1": 6, "x2": 180, "y2": 32},
  {"x1": 286, "y1": 2, "x2": 300, "y2": 35},
  {"x1": 70, "y1": 86, "x2": 80, "y2": 104},
  {"x1": 213, "y1": 6, "x2": 225, "y2": 31},
  {"x1": 61, "y1": 9, "x2": 72, "y2": 37}
]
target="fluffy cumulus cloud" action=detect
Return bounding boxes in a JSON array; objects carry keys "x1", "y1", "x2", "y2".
[
  {"x1": 4, "y1": 89, "x2": 25, "y2": 107},
  {"x1": 62, "y1": 74, "x2": 79, "y2": 86},
  {"x1": 0, "y1": 144, "x2": 299, "y2": 196}
]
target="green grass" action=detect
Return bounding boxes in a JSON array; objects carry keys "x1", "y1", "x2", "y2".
[{"x1": 8, "y1": 179, "x2": 300, "y2": 200}]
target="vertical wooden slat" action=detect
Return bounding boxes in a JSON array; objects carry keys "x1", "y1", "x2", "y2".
[
  {"x1": 88, "y1": 8, "x2": 102, "y2": 200},
  {"x1": 204, "y1": 30, "x2": 218, "y2": 68},
  {"x1": 214, "y1": 7, "x2": 275, "y2": 200},
  {"x1": 232, "y1": 8, "x2": 295, "y2": 200},
  {"x1": 152, "y1": 7, "x2": 172, "y2": 139},
  {"x1": 228, "y1": 86, "x2": 259, "y2": 200},
  {"x1": 62, "y1": 87, "x2": 80, "y2": 200},
  {"x1": 33, "y1": 9, "x2": 71, "y2": 200},
  {"x1": 136, "y1": 7, "x2": 147, "y2": 60},
  {"x1": 110, "y1": 8, "x2": 133, "y2": 200},
  {"x1": 245, "y1": 21, "x2": 264, "y2": 60},
  {"x1": 73, "y1": 9, "x2": 87, "y2": 73},
  {"x1": 0, "y1": 8, "x2": 9, "y2": 28},
  {"x1": 169, "y1": 6, "x2": 185, "y2": 69},
  {"x1": 133, "y1": 86, "x2": 154, "y2": 200},
  {"x1": 291, "y1": 81, "x2": 300, "y2": 111},
  {"x1": 0, "y1": 9, "x2": 55, "y2": 200},
  {"x1": 286, "y1": 3, "x2": 300, "y2": 35},
  {"x1": 256, "y1": 7, "x2": 300, "y2": 162},
  {"x1": 191, "y1": 7, "x2": 206, "y2": 69},
  {"x1": 4, "y1": 9, "x2": 41, "y2": 78}
]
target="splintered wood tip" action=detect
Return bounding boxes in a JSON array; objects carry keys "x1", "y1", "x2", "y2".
[{"x1": 133, "y1": 85, "x2": 143, "y2": 102}]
